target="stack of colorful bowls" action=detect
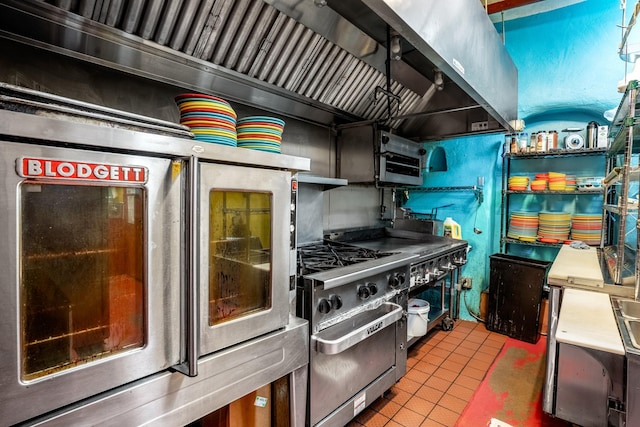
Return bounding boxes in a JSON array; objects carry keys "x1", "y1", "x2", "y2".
[
  {"x1": 576, "y1": 176, "x2": 604, "y2": 191},
  {"x1": 538, "y1": 211, "x2": 571, "y2": 243},
  {"x1": 533, "y1": 173, "x2": 549, "y2": 190},
  {"x1": 565, "y1": 174, "x2": 577, "y2": 191},
  {"x1": 571, "y1": 213, "x2": 603, "y2": 245},
  {"x1": 535, "y1": 173, "x2": 549, "y2": 182},
  {"x1": 175, "y1": 93, "x2": 237, "y2": 146},
  {"x1": 236, "y1": 116, "x2": 285, "y2": 153},
  {"x1": 548, "y1": 172, "x2": 567, "y2": 191},
  {"x1": 507, "y1": 211, "x2": 539, "y2": 241},
  {"x1": 508, "y1": 176, "x2": 529, "y2": 191},
  {"x1": 530, "y1": 179, "x2": 547, "y2": 191}
]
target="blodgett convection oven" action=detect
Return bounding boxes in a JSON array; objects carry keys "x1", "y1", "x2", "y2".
[
  {"x1": 0, "y1": 137, "x2": 184, "y2": 426},
  {"x1": 0, "y1": 84, "x2": 309, "y2": 426},
  {"x1": 197, "y1": 162, "x2": 295, "y2": 356}
]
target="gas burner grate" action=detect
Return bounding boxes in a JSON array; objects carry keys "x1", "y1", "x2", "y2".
[{"x1": 297, "y1": 242, "x2": 393, "y2": 275}]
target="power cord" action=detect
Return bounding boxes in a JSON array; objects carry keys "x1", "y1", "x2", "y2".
[{"x1": 462, "y1": 288, "x2": 485, "y2": 323}]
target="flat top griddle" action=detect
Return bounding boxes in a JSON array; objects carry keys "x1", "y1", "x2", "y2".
[{"x1": 338, "y1": 228, "x2": 467, "y2": 261}]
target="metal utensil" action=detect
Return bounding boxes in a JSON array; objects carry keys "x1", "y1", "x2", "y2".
[{"x1": 473, "y1": 203, "x2": 482, "y2": 234}]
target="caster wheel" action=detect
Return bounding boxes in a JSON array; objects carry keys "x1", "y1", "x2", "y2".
[{"x1": 441, "y1": 316, "x2": 454, "y2": 331}]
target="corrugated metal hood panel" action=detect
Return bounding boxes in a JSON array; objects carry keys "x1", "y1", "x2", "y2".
[{"x1": 0, "y1": 0, "x2": 517, "y2": 140}]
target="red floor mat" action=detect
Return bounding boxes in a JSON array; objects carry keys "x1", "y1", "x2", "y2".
[{"x1": 456, "y1": 335, "x2": 571, "y2": 427}]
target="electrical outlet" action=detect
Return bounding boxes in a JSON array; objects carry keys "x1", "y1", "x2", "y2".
[
  {"x1": 460, "y1": 277, "x2": 472, "y2": 289},
  {"x1": 471, "y1": 121, "x2": 489, "y2": 131}
]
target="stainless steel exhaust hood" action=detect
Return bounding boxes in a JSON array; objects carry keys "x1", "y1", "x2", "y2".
[{"x1": 0, "y1": 0, "x2": 517, "y2": 141}]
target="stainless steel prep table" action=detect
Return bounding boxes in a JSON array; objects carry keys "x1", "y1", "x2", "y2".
[{"x1": 544, "y1": 245, "x2": 628, "y2": 426}]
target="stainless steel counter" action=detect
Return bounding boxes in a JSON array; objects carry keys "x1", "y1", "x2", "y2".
[
  {"x1": 547, "y1": 245, "x2": 633, "y2": 298},
  {"x1": 544, "y1": 245, "x2": 628, "y2": 426},
  {"x1": 610, "y1": 297, "x2": 640, "y2": 426}
]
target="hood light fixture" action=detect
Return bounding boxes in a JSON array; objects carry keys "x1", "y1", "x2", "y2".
[
  {"x1": 390, "y1": 31, "x2": 402, "y2": 61},
  {"x1": 434, "y1": 69, "x2": 444, "y2": 91}
]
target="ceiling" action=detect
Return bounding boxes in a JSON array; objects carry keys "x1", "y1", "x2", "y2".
[
  {"x1": 483, "y1": 0, "x2": 586, "y2": 21},
  {"x1": 483, "y1": 0, "x2": 545, "y2": 14}
]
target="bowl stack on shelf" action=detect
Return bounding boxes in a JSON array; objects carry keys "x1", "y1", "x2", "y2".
[
  {"x1": 576, "y1": 176, "x2": 604, "y2": 192},
  {"x1": 565, "y1": 174, "x2": 577, "y2": 191},
  {"x1": 538, "y1": 211, "x2": 571, "y2": 243},
  {"x1": 529, "y1": 173, "x2": 548, "y2": 191},
  {"x1": 175, "y1": 93, "x2": 237, "y2": 147},
  {"x1": 508, "y1": 176, "x2": 529, "y2": 191},
  {"x1": 530, "y1": 179, "x2": 547, "y2": 191},
  {"x1": 535, "y1": 173, "x2": 549, "y2": 183},
  {"x1": 547, "y1": 172, "x2": 567, "y2": 191},
  {"x1": 570, "y1": 213, "x2": 603, "y2": 246},
  {"x1": 507, "y1": 211, "x2": 539, "y2": 242},
  {"x1": 236, "y1": 116, "x2": 285, "y2": 153}
]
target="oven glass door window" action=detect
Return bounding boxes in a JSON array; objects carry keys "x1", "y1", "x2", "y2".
[
  {"x1": 20, "y1": 183, "x2": 146, "y2": 381},
  {"x1": 209, "y1": 190, "x2": 272, "y2": 325}
]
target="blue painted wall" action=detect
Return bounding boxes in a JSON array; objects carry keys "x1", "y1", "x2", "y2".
[
  {"x1": 507, "y1": 0, "x2": 623, "y2": 121},
  {"x1": 404, "y1": 134, "x2": 504, "y2": 321},
  {"x1": 406, "y1": 0, "x2": 628, "y2": 321}
]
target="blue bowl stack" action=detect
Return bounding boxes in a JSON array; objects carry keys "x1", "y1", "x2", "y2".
[{"x1": 236, "y1": 116, "x2": 285, "y2": 153}]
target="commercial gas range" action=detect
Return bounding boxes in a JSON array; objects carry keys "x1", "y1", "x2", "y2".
[
  {"x1": 328, "y1": 227, "x2": 469, "y2": 336},
  {"x1": 295, "y1": 176, "x2": 468, "y2": 425},
  {"x1": 296, "y1": 240, "x2": 416, "y2": 426}
]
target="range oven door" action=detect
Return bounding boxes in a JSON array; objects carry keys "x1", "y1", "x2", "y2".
[
  {"x1": 0, "y1": 142, "x2": 182, "y2": 426},
  {"x1": 309, "y1": 302, "x2": 404, "y2": 426},
  {"x1": 198, "y1": 162, "x2": 291, "y2": 356}
]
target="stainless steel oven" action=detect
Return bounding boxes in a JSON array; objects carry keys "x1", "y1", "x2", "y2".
[
  {"x1": 297, "y1": 242, "x2": 415, "y2": 426},
  {"x1": 197, "y1": 162, "x2": 294, "y2": 356},
  {"x1": 338, "y1": 127, "x2": 425, "y2": 187},
  {"x1": 0, "y1": 84, "x2": 310, "y2": 426},
  {"x1": 295, "y1": 176, "x2": 415, "y2": 426},
  {"x1": 0, "y1": 142, "x2": 183, "y2": 426}
]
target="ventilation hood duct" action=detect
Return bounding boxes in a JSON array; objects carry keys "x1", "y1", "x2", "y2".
[{"x1": 0, "y1": 0, "x2": 517, "y2": 141}]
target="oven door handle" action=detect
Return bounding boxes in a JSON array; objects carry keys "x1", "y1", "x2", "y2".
[{"x1": 311, "y1": 302, "x2": 403, "y2": 355}]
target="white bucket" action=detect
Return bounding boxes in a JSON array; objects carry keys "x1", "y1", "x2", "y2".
[{"x1": 407, "y1": 298, "x2": 430, "y2": 338}]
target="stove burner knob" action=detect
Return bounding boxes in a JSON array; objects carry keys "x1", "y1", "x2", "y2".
[
  {"x1": 330, "y1": 294, "x2": 343, "y2": 310},
  {"x1": 388, "y1": 275, "x2": 399, "y2": 288},
  {"x1": 389, "y1": 273, "x2": 405, "y2": 288},
  {"x1": 367, "y1": 283, "x2": 378, "y2": 296},
  {"x1": 454, "y1": 256, "x2": 467, "y2": 265},
  {"x1": 427, "y1": 269, "x2": 440, "y2": 282},
  {"x1": 443, "y1": 262, "x2": 455, "y2": 271},
  {"x1": 318, "y1": 298, "x2": 331, "y2": 314},
  {"x1": 357, "y1": 285, "x2": 371, "y2": 300}
]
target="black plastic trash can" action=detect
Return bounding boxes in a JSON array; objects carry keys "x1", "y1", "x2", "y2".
[{"x1": 486, "y1": 254, "x2": 552, "y2": 344}]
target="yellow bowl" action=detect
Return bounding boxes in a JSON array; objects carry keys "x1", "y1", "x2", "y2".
[{"x1": 548, "y1": 172, "x2": 566, "y2": 179}]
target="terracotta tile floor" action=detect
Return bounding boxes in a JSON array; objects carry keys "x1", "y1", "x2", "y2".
[{"x1": 346, "y1": 320, "x2": 508, "y2": 427}]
